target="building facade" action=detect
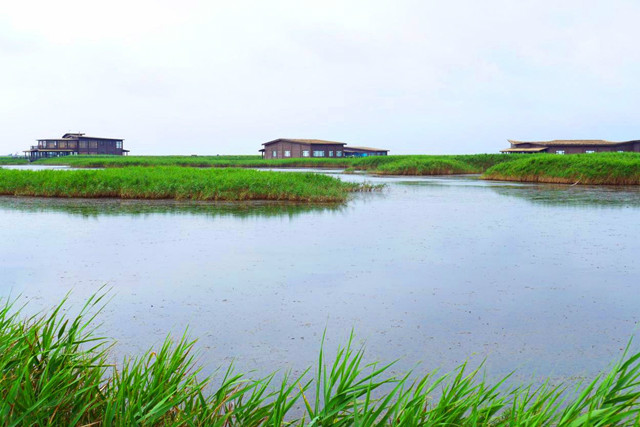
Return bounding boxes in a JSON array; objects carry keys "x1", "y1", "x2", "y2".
[
  {"x1": 260, "y1": 139, "x2": 346, "y2": 159},
  {"x1": 24, "y1": 133, "x2": 128, "y2": 161},
  {"x1": 343, "y1": 146, "x2": 389, "y2": 157},
  {"x1": 502, "y1": 139, "x2": 640, "y2": 154}
]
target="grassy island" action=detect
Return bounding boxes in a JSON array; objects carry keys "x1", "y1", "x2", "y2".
[
  {"x1": 0, "y1": 156, "x2": 28, "y2": 165},
  {"x1": 0, "y1": 167, "x2": 374, "y2": 202},
  {"x1": 35, "y1": 154, "x2": 527, "y2": 175},
  {"x1": 2, "y1": 294, "x2": 640, "y2": 425},
  {"x1": 483, "y1": 153, "x2": 640, "y2": 185}
]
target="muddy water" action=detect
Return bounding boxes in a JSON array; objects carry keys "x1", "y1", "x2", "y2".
[{"x1": 1, "y1": 172, "x2": 640, "y2": 384}]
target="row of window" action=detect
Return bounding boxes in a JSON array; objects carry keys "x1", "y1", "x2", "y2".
[
  {"x1": 38, "y1": 141, "x2": 123, "y2": 149},
  {"x1": 271, "y1": 150, "x2": 343, "y2": 158}
]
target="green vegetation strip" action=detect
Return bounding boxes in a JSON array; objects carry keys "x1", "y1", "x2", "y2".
[
  {"x1": 2, "y1": 293, "x2": 640, "y2": 425},
  {"x1": 0, "y1": 156, "x2": 28, "y2": 165},
  {"x1": 37, "y1": 154, "x2": 529, "y2": 175},
  {"x1": 483, "y1": 153, "x2": 640, "y2": 185},
  {"x1": 0, "y1": 167, "x2": 373, "y2": 202}
]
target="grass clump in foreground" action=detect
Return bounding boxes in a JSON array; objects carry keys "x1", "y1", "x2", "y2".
[
  {"x1": 483, "y1": 152, "x2": 640, "y2": 185},
  {"x1": 2, "y1": 294, "x2": 640, "y2": 426},
  {"x1": 0, "y1": 167, "x2": 375, "y2": 202}
]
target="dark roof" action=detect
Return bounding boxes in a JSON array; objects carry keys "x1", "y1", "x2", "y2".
[
  {"x1": 508, "y1": 139, "x2": 639, "y2": 146},
  {"x1": 39, "y1": 133, "x2": 123, "y2": 141},
  {"x1": 263, "y1": 138, "x2": 346, "y2": 146},
  {"x1": 344, "y1": 146, "x2": 389, "y2": 152}
]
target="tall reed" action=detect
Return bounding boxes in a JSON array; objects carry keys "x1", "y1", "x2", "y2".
[
  {"x1": 2, "y1": 294, "x2": 640, "y2": 425},
  {"x1": 483, "y1": 152, "x2": 640, "y2": 185},
  {"x1": 0, "y1": 167, "x2": 376, "y2": 202}
]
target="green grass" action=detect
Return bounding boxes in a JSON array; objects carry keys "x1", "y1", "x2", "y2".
[
  {"x1": 36, "y1": 155, "x2": 352, "y2": 169},
  {"x1": 35, "y1": 154, "x2": 529, "y2": 175},
  {"x1": 483, "y1": 152, "x2": 640, "y2": 185},
  {"x1": 2, "y1": 293, "x2": 640, "y2": 425},
  {"x1": 0, "y1": 167, "x2": 376, "y2": 202},
  {"x1": 0, "y1": 156, "x2": 28, "y2": 165}
]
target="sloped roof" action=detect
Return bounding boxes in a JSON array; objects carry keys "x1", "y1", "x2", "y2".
[
  {"x1": 508, "y1": 139, "x2": 638, "y2": 146},
  {"x1": 263, "y1": 138, "x2": 346, "y2": 146}
]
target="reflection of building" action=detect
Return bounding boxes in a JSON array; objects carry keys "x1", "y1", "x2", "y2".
[
  {"x1": 259, "y1": 138, "x2": 389, "y2": 159},
  {"x1": 343, "y1": 146, "x2": 389, "y2": 157},
  {"x1": 501, "y1": 139, "x2": 640, "y2": 154},
  {"x1": 24, "y1": 133, "x2": 128, "y2": 161}
]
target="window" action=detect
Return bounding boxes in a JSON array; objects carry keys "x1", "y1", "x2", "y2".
[
  {"x1": 68, "y1": 142, "x2": 77, "y2": 148},
  {"x1": 585, "y1": 150, "x2": 595, "y2": 154},
  {"x1": 618, "y1": 150, "x2": 625, "y2": 153},
  {"x1": 79, "y1": 141, "x2": 88, "y2": 149},
  {"x1": 313, "y1": 150, "x2": 324, "y2": 157},
  {"x1": 556, "y1": 150, "x2": 565, "y2": 155},
  {"x1": 59, "y1": 141, "x2": 67, "y2": 148},
  {"x1": 329, "y1": 151, "x2": 334, "y2": 157},
  {"x1": 336, "y1": 151, "x2": 342, "y2": 157},
  {"x1": 89, "y1": 141, "x2": 98, "y2": 149},
  {"x1": 272, "y1": 150, "x2": 277, "y2": 157},
  {"x1": 116, "y1": 141, "x2": 122, "y2": 149},
  {"x1": 302, "y1": 150, "x2": 310, "y2": 157},
  {"x1": 284, "y1": 150, "x2": 291, "y2": 157}
]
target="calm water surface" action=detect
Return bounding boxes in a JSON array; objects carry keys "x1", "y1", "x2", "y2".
[{"x1": 1, "y1": 171, "x2": 640, "y2": 383}]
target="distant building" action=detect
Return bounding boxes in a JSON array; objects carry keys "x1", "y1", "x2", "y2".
[
  {"x1": 24, "y1": 133, "x2": 128, "y2": 161},
  {"x1": 260, "y1": 139, "x2": 346, "y2": 159},
  {"x1": 502, "y1": 139, "x2": 640, "y2": 154},
  {"x1": 343, "y1": 146, "x2": 389, "y2": 157},
  {"x1": 260, "y1": 138, "x2": 389, "y2": 159}
]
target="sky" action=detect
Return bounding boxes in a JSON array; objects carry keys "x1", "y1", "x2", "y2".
[{"x1": 1, "y1": 0, "x2": 640, "y2": 155}]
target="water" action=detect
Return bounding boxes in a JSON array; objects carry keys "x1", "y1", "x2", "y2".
[{"x1": 1, "y1": 172, "x2": 640, "y2": 385}]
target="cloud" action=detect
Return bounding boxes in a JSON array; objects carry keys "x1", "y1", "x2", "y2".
[{"x1": 1, "y1": 0, "x2": 640, "y2": 155}]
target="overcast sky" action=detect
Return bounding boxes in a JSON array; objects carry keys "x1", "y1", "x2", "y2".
[{"x1": 1, "y1": 0, "x2": 639, "y2": 155}]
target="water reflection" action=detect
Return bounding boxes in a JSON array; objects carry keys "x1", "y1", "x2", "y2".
[
  {"x1": 489, "y1": 184, "x2": 640, "y2": 208},
  {"x1": 0, "y1": 196, "x2": 345, "y2": 218}
]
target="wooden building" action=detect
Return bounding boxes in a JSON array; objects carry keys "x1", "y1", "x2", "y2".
[
  {"x1": 343, "y1": 146, "x2": 389, "y2": 157},
  {"x1": 24, "y1": 133, "x2": 128, "y2": 161},
  {"x1": 260, "y1": 139, "x2": 390, "y2": 159},
  {"x1": 502, "y1": 139, "x2": 640, "y2": 154},
  {"x1": 260, "y1": 139, "x2": 346, "y2": 159}
]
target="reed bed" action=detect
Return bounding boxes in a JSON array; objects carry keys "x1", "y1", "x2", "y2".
[
  {"x1": 2, "y1": 294, "x2": 640, "y2": 426},
  {"x1": 36, "y1": 154, "x2": 527, "y2": 175},
  {"x1": 483, "y1": 153, "x2": 640, "y2": 185},
  {"x1": 0, "y1": 157, "x2": 28, "y2": 165},
  {"x1": 0, "y1": 167, "x2": 374, "y2": 202},
  {"x1": 37, "y1": 155, "x2": 353, "y2": 169}
]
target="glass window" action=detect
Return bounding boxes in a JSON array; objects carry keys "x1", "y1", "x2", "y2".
[
  {"x1": 89, "y1": 141, "x2": 98, "y2": 149},
  {"x1": 59, "y1": 141, "x2": 67, "y2": 148},
  {"x1": 68, "y1": 142, "x2": 77, "y2": 148},
  {"x1": 116, "y1": 141, "x2": 122, "y2": 149},
  {"x1": 284, "y1": 150, "x2": 291, "y2": 157},
  {"x1": 272, "y1": 150, "x2": 277, "y2": 157},
  {"x1": 329, "y1": 151, "x2": 333, "y2": 157},
  {"x1": 585, "y1": 150, "x2": 595, "y2": 154},
  {"x1": 556, "y1": 150, "x2": 565, "y2": 155},
  {"x1": 302, "y1": 150, "x2": 310, "y2": 157},
  {"x1": 313, "y1": 150, "x2": 324, "y2": 157},
  {"x1": 79, "y1": 141, "x2": 88, "y2": 149},
  {"x1": 336, "y1": 151, "x2": 342, "y2": 157}
]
